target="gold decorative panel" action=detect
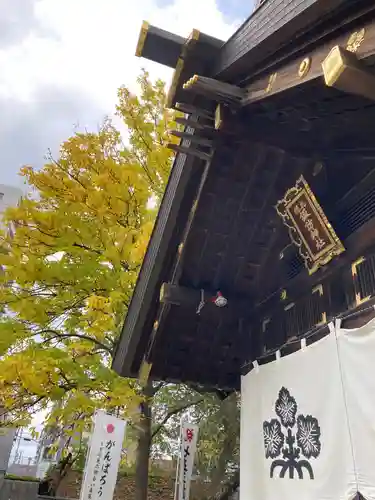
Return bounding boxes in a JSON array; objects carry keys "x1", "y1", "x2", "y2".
[{"x1": 276, "y1": 176, "x2": 344, "y2": 274}]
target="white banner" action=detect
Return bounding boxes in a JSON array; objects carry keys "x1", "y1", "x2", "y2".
[
  {"x1": 178, "y1": 422, "x2": 199, "y2": 500},
  {"x1": 80, "y1": 410, "x2": 126, "y2": 500},
  {"x1": 337, "y1": 316, "x2": 375, "y2": 499},
  {"x1": 241, "y1": 331, "x2": 357, "y2": 500}
]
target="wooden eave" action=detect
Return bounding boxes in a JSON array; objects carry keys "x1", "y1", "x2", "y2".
[
  {"x1": 135, "y1": 22, "x2": 185, "y2": 68},
  {"x1": 113, "y1": 2, "x2": 375, "y2": 390},
  {"x1": 215, "y1": 0, "x2": 373, "y2": 80},
  {"x1": 112, "y1": 133, "x2": 204, "y2": 380}
]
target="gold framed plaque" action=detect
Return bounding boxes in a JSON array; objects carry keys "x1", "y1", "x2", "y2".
[{"x1": 276, "y1": 176, "x2": 344, "y2": 274}]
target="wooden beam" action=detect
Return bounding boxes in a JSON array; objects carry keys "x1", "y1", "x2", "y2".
[
  {"x1": 160, "y1": 283, "x2": 206, "y2": 307},
  {"x1": 242, "y1": 22, "x2": 375, "y2": 107},
  {"x1": 322, "y1": 45, "x2": 375, "y2": 100},
  {"x1": 138, "y1": 360, "x2": 152, "y2": 387},
  {"x1": 166, "y1": 28, "x2": 200, "y2": 108},
  {"x1": 175, "y1": 102, "x2": 214, "y2": 120},
  {"x1": 183, "y1": 75, "x2": 245, "y2": 105},
  {"x1": 214, "y1": 0, "x2": 365, "y2": 78},
  {"x1": 170, "y1": 130, "x2": 214, "y2": 147},
  {"x1": 175, "y1": 116, "x2": 213, "y2": 130},
  {"x1": 167, "y1": 143, "x2": 211, "y2": 162},
  {"x1": 159, "y1": 284, "x2": 239, "y2": 319},
  {"x1": 135, "y1": 23, "x2": 185, "y2": 68},
  {"x1": 160, "y1": 283, "x2": 231, "y2": 310},
  {"x1": 213, "y1": 103, "x2": 242, "y2": 132}
]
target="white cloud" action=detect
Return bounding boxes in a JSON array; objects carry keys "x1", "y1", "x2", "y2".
[
  {"x1": 0, "y1": 0, "x2": 241, "y2": 442},
  {"x1": 0, "y1": 0, "x2": 239, "y2": 187},
  {"x1": 0, "y1": 0, "x2": 238, "y2": 108}
]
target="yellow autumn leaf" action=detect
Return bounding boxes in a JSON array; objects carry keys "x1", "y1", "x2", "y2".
[{"x1": 0, "y1": 70, "x2": 173, "y2": 428}]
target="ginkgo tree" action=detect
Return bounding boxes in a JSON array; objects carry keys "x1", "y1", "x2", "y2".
[
  {"x1": 0, "y1": 71, "x2": 180, "y2": 485},
  {"x1": 0, "y1": 71, "x2": 240, "y2": 500}
]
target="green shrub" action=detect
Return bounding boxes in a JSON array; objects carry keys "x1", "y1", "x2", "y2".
[{"x1": 5, "y1": 474, "x2": 40, "y2": 482}]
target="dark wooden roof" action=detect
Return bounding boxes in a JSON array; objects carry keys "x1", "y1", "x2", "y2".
[{"x1": 113, "y1": 0, "x2": 375, "y2": 389}]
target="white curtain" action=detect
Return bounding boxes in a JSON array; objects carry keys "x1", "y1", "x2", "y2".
[
  {"x1": 336, "y1": 316, "x2": 375, "y2": 500},
  {"x1": 240, "y1": 329, "x2": 358, "y2": 500}
]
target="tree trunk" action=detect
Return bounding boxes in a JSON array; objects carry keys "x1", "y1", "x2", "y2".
[
  {"x1": 46, "y1": 452, "x2": 74, "y2": 496},
  {"x1": 135, "y1": 388, "x2": 152, "y2": 500},
  {"x1": 206, "y1": 426, "x2": 233, "y2": 497},
  {"x1": 206, "y1": 394, "x2": 239, "y2": 498},
  {"x1": 216, "y1": 469, "x2": 239, "y2": 500}
]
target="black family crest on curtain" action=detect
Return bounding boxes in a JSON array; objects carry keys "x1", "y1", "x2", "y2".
[{"x1": 263, "y1": 387, "x2": 321, "y2": 479}]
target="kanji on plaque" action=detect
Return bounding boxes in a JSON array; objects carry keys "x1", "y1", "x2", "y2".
[{"x1": 276, "y1": 176, "x2": 344, "y2": 275}]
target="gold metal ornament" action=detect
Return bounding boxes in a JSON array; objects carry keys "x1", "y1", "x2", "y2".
[
  {"x1": 298, "y1": 57, "x2": 311, "y2": 78},
  {"x1": 215, "y1": 103, "x2": 223, "y2": 130},
  {"x1": 183, "y1": 74, "x2": 199, "y2": 89},
  {"x1": 266, "y1": 73, "x2": 277, "y2": 93},
  {"x1": 346, "y1": 28, "x2": 365, "y2": 53}
]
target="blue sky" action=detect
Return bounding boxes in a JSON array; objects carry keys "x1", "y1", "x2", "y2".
[
  {"x1": 154, "y1": 0, "x2": 253, "y2": 23},
  {"x1": 0, "y1": 0, "x2": 254, "y2": 468},
  {"x1": 0, "y1": 0, "x2": 250, "y2": 190},
  {"x1": 213, "y1": 0, "x2": 254, "y2": 22}
]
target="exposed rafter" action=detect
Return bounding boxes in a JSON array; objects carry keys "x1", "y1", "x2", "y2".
[
  {"x1": 175, "y1": 102, "x2": 214, "y2": 120},
  {"x1": 175, "y1": 116, "x2": 214, "y2": 130},
  {"x1": 167, "y1": 143, "x2": 211, "y2": 162},
  {"x1": 170, "y1": 130, "x2": 214, "y2": 148},
  {"x1": 183, "y1": 74, "x2": 245, "y2": 106},
  {"x1": 160, "y1": 283, "x2": 231, "y2": 311}
]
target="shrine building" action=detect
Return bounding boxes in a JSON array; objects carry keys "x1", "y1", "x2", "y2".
[
  {"x1": 114, "y1": 0, "x2": 375, "y2": 389},
  {"x1": 113, "y1": 2, "x2": 375, "y2": 497}
]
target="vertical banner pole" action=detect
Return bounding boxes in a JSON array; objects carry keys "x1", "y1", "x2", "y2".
[
  {"x1": 177, "y1": 421, "x2": 199, "y2": 500},
  {"x1": 173, "y1": 417, "x2": 184, "y2": 500}
]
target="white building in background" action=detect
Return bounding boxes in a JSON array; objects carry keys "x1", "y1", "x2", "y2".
[
  {"x1": 0, "y1": 184, "x2": 23, "y2": 215},
  {"x1": 35, "y1": 422, "x2": 91, "y2": 479},
  {"x1": 0, "y1": 184, "x2": 23, "y2": 232}
]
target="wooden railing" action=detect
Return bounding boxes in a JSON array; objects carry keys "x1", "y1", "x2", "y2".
[{"x1": 261, "y1": 247, "x2": 375, "y2": 353}]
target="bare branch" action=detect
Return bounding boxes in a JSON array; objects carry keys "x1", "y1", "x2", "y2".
[
  {"x1": 40, "y1": 329, "x2": 113, "y2": 355},
  {"x1": 72, "y1": 242, "x2": 103, "y2": 256},
  {"x1": 151, "y1": 397, "x2": 204, "y2": 439}
]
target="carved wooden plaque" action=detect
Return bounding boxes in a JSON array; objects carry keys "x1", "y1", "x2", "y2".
[{"x1": 276, "y1": 176, "x2": 344, "y2": 274}]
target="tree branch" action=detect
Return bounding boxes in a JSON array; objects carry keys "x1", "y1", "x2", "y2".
[
  {"x1": 40, "y1": 329, "x2": 113, "y2": 355},
  {"x1": 151, "y1": 397, "x2": 204, "y2": 439},
  {"x1": 72, "y1": 242, "x2": 102, "y2": 256}
]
